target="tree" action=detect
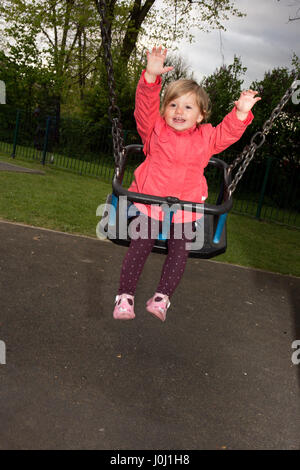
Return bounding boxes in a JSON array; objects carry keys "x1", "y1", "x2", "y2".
[
  {"x1": 201, "y1": 55, "x2": 247, "y2": 125},
  {"x1": 0, "y1": 50, "x2": 52, "y2": 111},
  {"x1": 91, "y1": 0, "x2": 245, "y2": 126},
  {"x1": 94, "y1": 0, "x2": 245, "y2": 65},
  {"x1": 250, "y1": 61, "x2": 300, "y2": 167},
  {"x1": 0, "y1": 1, "x2": 101, "y2": 103},
  {"x1": 0, "y1": 0, "x2": 245, "y2": 122},
  {"x1": 159, "y1": 53, "x2": 195, "y2": 96}
]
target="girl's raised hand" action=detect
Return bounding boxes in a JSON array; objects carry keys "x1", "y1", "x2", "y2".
[
  {"x1": 234, "y1": 90, "x2": 261, "y2": 114},
  {"x1": 145, "y1": 46, "x2": 174, "y2": 82}
]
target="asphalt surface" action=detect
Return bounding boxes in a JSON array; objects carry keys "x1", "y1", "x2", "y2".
[
  {"x1": 0, "y1": 161, "x2": 45, "y2": 174},
  {"x1": 0, "y1": 219, "x2": 299, "y2": 450}
]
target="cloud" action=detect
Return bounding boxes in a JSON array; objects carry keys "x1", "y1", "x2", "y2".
[{"x1": 178, "y1": 0, "x2": 300, "y2": 87}]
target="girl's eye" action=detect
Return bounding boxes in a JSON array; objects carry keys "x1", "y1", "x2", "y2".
[
  {"x1": 186, "y1": 106, "x2": 192, "y2": 110},
  {"x1": 170, "y1": 103, "x2": 176, "y2": 107}
]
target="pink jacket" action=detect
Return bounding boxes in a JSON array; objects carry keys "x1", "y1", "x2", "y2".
[{"x1": 129, "y1": 70, "x2": 254, "y2": 223}]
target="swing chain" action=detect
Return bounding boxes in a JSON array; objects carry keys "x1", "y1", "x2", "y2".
[
  {"x1": 96, "y1": 0, "x2": 125, "y2": 171},
  {"x1": 228, "y1": 75, "x2": 299, "y2": 195}
]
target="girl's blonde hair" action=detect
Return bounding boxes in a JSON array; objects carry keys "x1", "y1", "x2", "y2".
[{"x1": 161, "y1": 79, "x2": 211, "y2": 124}]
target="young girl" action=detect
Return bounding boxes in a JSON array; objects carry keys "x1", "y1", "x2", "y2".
[{"x1": 113, "y1": 46, "x2": 261, "y2": 322}]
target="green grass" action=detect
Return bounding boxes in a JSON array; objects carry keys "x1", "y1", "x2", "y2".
[
  {"x1": 217, "y1": 214, "x2": 299, "y2": 276},
  {"x1": 0, "y1": 154, "x2": 299, "y2": 277},
  {"x1": 0, "y1": 154, "x2": 108, "y2": 237}
]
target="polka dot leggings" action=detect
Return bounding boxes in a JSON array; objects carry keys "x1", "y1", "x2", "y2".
[{"x1": 118, "y1": 215, "x2": 192, "y2": 298}]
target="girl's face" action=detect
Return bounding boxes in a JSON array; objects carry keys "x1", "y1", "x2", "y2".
[{"x1": 164, "y1": 92, "x2": 203, "y2": 132}]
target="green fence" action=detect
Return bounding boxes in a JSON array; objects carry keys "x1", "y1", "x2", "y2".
[{"x1": 0, "y1": 106, "x2": 299, "y2": 229}]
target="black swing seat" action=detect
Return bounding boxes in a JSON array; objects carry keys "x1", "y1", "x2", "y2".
[{"x1": 99, "y1": 145, "x2": 233, "y2": 259}]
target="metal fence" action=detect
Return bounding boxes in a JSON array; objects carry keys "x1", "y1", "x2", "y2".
[{"x1": 0, "y1": 106, "x2": 299, "y2": 229}]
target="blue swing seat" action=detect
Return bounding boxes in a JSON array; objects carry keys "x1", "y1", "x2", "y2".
[{"x1": 98, "y1": 145, "x2": 232, "y2": 259}]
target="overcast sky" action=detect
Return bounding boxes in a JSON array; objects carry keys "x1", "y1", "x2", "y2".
[{"x1": 176, "y1": 0, "x2": 300, "y2": 87}]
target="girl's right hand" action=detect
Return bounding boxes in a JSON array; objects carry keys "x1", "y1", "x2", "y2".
[{"x1": 145, "y1": 46, "x2": 174, "y2": 82}]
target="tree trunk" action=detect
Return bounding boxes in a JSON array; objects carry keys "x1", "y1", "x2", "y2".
[
  {"x1": 78, "y1": 26, "x2": 86, "y2": 100},
  {"x1": 120, "y1": 0, "x2": 155, "y2": 63}
]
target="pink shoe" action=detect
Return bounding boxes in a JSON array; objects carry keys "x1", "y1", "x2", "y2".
[
  {"x1": 146, "y1": 293, "x2": 170, "y2": 322},
  {"x1": 113, "y1": 294, "x2": 135, "y2": 320}
]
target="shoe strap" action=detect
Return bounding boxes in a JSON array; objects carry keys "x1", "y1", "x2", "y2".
[
  {"x1": 153, "y1": 293, "x2": 170, "y2": 308},
  {"x1": 115, "y1": 294, "x2": 134, "y2": 305}
]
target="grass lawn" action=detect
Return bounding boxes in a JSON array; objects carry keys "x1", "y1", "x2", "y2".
[{"x1": 0, "y1": 154, "x2": 299, "y2": 277}]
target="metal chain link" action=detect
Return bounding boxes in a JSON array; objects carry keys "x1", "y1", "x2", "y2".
[
  {"x1": 228, "y1": 75, "x2": 299, "y2": 195},
  {"x1": 96, "y1": 0, "x2": 124, "y2": 174}
]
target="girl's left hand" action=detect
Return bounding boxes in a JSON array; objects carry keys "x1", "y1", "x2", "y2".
[{"x1": 234, "y1": 90, "x2": 261, "y2": 113}]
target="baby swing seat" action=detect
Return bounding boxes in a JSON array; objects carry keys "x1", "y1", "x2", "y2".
[{"x1": 99, "y1": 145, "x2": 233, "y2": 259}]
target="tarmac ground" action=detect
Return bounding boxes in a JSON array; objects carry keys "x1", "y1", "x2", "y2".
[
  {"x1": 0, "y1": 161, "x2": 45, "y2": 174},
  {"x1": 0, "y1": 218, "x2": 299, "y2": 450}
]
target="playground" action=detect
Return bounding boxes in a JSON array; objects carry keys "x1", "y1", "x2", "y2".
[
  {"x1": 0, "y1": 218, "x2": 299, "y2": 450},
  {"x1": 0, "y1": 0, "x2": 299, "y2": 452}
]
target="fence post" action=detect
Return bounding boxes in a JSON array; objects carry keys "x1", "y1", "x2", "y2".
[
  {"x1": 256, "y1": 156, "x2": 273, "y2": 219},
  {"x1": 41, "y1": 116, "x2": 51, "y2": 165},
  {"x1": 11, "y1": 109, "x2": 20, "y2": 159},
  {"x1": 123, "y1": 130, "x2": 128, "y2": 146}
]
